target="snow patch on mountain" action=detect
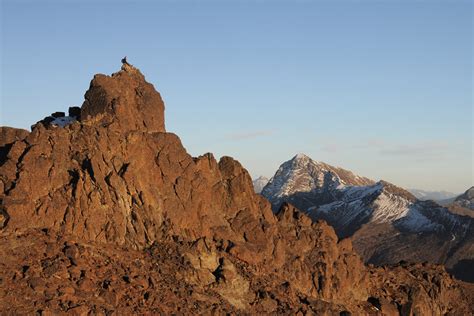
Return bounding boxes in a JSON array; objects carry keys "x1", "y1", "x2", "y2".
[
  {"x1": 262, "y1": 154, "x2": 468, "y2": 235},
  {"x1": 51, "y1": 116, "x2": 77, "y2": 127}
]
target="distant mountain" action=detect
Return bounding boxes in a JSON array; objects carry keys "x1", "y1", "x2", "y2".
[
  {"x1": 453, "y1": 187, "x2": 474, "y2": 210},
  {"x1": 409, "y1": 189, "x2": 458, "y2": 202},
  {"x1": 261, "y1": 153, "x2": 374, "y2": 206},
  {"x1": 445, "y1": 187, "x2": 474, "y2": 217},
  {"x1": 252, "y1": 176, "x2": 269, "y2": 193},
  {"x1": 261, "y1": 154, "x2": 474, "y2": 282},
  {"x1": 437, "y1": 197, "x2": 457, "y2": 206}
]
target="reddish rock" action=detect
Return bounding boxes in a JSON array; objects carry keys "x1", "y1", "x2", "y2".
[
  {"x1": 0, "y1": 64, "x2": 472, "y2": 314},
  {"x1": 81, "y1": 64, "x2": 165, "y2": 134},
  {"x1": 0, "y1": 127, "x2": 29, "y2": 148}
]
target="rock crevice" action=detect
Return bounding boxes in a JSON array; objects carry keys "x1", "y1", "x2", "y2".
[{"x1": 0, "y1": 64, "x2": 472, "y2": 314}]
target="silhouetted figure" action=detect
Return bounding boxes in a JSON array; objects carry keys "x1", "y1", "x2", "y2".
[{"x1": 121, "y1": 56, "x2": 130, "y2": 65}]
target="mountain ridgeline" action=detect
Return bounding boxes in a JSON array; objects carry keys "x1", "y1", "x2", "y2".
[
  {"x1": 453, "y1": 187, "x2": 474, "y2": 210},
  {"x1": 260, "y1": 154, "x2": 474, "y2": 283},
  {"x1": 1, "y1": 64, "x2": 473, "y2": 314},
  {"x1": 408, "y1": 189, "x2": 457, "y2": 202}
]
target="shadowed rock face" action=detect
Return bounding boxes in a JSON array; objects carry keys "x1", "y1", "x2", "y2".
[{"x1": 0, "y1": 64, "x2": 473, "y2": 314}]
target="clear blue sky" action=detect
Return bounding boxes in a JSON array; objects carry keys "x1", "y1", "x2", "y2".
[{"x1": 1, "y1": 0, "x2": 472, "y2": 193}]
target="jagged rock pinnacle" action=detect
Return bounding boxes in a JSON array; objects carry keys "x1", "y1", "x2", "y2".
[
  {"x1": 32, "y1": 61, "x2": 163, "y2": 133},
  {"x1": 80, "y1": 63, "x2": 165, "y2": 133},
  {"x1": 1, "y1": 66, "x2": 473, "y2": 314}
]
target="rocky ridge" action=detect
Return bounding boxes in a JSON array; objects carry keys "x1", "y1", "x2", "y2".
[{"x1": 1, "y1": 63, "x2": 473, "y2": 314}]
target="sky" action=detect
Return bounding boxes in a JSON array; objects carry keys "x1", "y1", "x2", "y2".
[{"x1": 1, "y1": 0, "x2": 472, "y2": 193}]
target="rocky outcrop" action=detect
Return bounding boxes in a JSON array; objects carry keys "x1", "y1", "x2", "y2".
[
  {"x1": 0, "y1": 64, "x2": 472, "y2": 314},
  {"x1": 0, "y1": 127, "x2": 29, "y2": 166},
  {"x1": 0, "y1": 127, "x2": 29, "y2": 148},
  {"x1": 81, "y1": 63, "x2": 165, "y2": 134},
  {"x1": 0, "y1": 126, "x2": 30, "y2": 200}
]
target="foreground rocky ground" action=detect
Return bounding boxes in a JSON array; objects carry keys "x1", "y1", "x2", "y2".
[
  {"x1": 2, "y1": 224, "x2": 473, "y2": 315},
  {"x1": 1, "y1": 63, "x2": 473, "y2": 314}
]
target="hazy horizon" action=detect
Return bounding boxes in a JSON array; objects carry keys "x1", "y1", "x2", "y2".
[{"x1": 1, "y1": 0, "x2": 472, "y2": 192}]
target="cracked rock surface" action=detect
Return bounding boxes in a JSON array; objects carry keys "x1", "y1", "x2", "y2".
[{"x1": 1, "y1": 64, "x2": 473, "y2": 314}]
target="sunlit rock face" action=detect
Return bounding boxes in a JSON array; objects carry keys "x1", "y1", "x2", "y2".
[{"x1": 0, "y1": 64, "x2": 472, "y2": 314}]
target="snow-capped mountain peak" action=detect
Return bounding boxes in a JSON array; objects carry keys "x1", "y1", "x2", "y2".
[
  {"x1": 261, "y1": 154, "x2": 474, "y2": 282},
  {"x1": 262, "y1": 154, "x2": 373, "y2": 201},
  {"x1": 293, "y1": 153, "x2": 310, "y2": 160},
  {"x1": 262, "y1": 154, "x2": 472, "y2": 237}
]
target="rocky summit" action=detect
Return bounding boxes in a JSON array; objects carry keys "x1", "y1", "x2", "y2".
[{"x1": 1, "y1": 63, "x2": 473, "y2": 315}]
